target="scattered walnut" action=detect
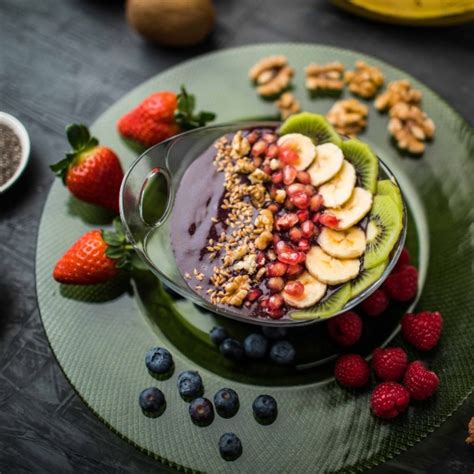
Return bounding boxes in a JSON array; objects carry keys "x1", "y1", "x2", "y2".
[
  {"x1": 305, "y1": 62, "x2": 345, "y2": 92},
  {"x1": 255, "y1": 209, "x2": 274, "y2": 232},
  {"x1": 255, "y1": 230, "x2": 273, "y2": 250},
  {"x1": 231, "y1": 131, "x2": 250, "y2": 158},
  {"x1": 249, "y1": 183, "x2": 267, "y2": 208},
  {"x1": 274, "y1": 92, "x2": 301, "y2": 119},
  {"x1": 388, "y1": 103, "x2": 435, "y2": 154},
  {"x1": 221, "y1": 275, "x2": 250, "y2": 306},
  {"x1": 466, "y1": 417, "x2": 474, "y2": 445},
  {"x1": 248, "y1": 168, "x2": 269, "y2": 184},
  {"x1": 249, "y1": 55, "x2": 294, "y2": 97},
  {"x1": 375, "y1": 79, "x2": 422, "y2": 112},
  {"x1": 235, "y1": 158, "x2": 255, "y2": 174},
  {"x1": 326, "y1": 98, "x2": 369, "y2": 137},
  {"x1": 223, "y1": 244, "x2": 249, "y2": 267},
  {"x1": 234, "y1": 253, "x2": 257, "y2": 274},
  {"x1": 345, "y1": 60, "x2": 384, "y2": 99}
]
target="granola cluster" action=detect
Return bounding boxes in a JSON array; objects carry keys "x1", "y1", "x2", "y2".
[
  {"x1": 345, "y1": 60, "x2": 385, "y2": 98},
  {"x1": 305, "y1": 62, "x2": 345, "y2": 92},
  {"x1": 326, "y1": 98, "x2": 368, "y2": 137},
  {"x1": 249, "y1": 55, "x2": 294, "y2": 97}
]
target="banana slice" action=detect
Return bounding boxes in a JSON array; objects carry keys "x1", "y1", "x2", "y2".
[
  {"x1": 306, "y1": 246, "x2": 360, "y2": 285},
  {"x1": 318, "y1": 160, "x2": 356, "y2": 208},
  {"x1": 282, "y1": 271, "x2": 327, "y2": 309},
  {"x1": 318, "y1": 226, "x2": 366, "y2": 259},
  {"x1": 307, "y1": 143, "x2": 344, "y2": 186},
  {"x1": 325, "y1": 187, "x2": 373, "y2": 230},
  {"x1": 277, "y1": 133, "x2": 316, "y2": 170}
]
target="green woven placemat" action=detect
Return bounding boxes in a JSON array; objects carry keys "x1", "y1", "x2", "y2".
[{"x1": 36, "y1": 44, "x2": 474, "y2": 473}]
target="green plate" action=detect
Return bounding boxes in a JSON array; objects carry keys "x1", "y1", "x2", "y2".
[{"x1": 36, "y1": 44, "x2": 474, "y2": 472}]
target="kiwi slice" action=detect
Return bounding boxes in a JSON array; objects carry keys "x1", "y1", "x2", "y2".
[
  {"x1": 341, "y1": 140, "x2": 379, "y2": 194},
  {"x1": 364, "y1": 195, "x2": 403, "y2": 270},
  {"x1": 377, "y1": 179, "x2": 403, "y2": 215},
  {"x1": 278, "y1": 112, "x2": 342, "y2": 147},
  {"x1": 350, "y1": 260, "x2": 388, "y2": 298},
  {"x1": 290, "y1": 284, "x2": 351, "y2": 320}
]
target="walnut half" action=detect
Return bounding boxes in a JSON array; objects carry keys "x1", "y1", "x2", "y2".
[
  {"x1": 326, "y1": 99, "x2": 368, "y2": 137},
  {"x1": 305, "y1": 62, "x2": 345, "y2": 92},
  {"x1": 345, "y1": 60, "x2": 384, "y2": 99},
  {"x1": 249, "y1": 55, "x2": 294, "y2": 97},
  {"x1": 375, "y1": 79, "x2": 422, "y2": 112},
  {"x1": 275, "y1": 92, "x2": 301, "y2": 119}
]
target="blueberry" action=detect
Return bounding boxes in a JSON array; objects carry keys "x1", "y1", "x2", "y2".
[
  {"x1": 139, "y1": 387, "x2": 166, "y2": 418},
  {"x1": 189, "y1": 397, "x2": 214, "y2": 427},
  {"x1": 145, "y1": 347, "x2": 174, "y2": 379},
  {"x1": 252, "y1": 394, "x2": 278, "y2": 425},
  {"x1": 243, "y1": 333, "x2": 268, "y2": 359},
  {"x1": 270, "y1": 340, "x2": 296, "y2": 365},
  {"x1": 214, "y1": 388, "x2": 239, "y2": 418},
  {"x1": 218, "y1": 433, "x2": 242, "y2": 461},
  {"x1": 177, "y1": 370, "x2": 204, "y2": 401},
  {"x1": 219, "y1": 338, "x2": 244, "y2": 361},
  {"x1": 210, "y1": 326, "x2": 228, "y2": 346},
  {"x1": 262, "y1": 326, "x2": 288, "y2": 340}
]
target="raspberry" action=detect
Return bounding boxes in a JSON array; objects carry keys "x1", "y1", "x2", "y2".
[
  {"x1": 401, "y1": 311, "x2": 443, "y2": 351},
  {"x1": 403, "y1": 361, "x2": 439, "y2": 400},
  {"x1": 394, "y1": 247, "x2": 410, "y2": 272},
  {"x1": 327, "y1": 311, "x2": 363, "y2": 346},
  {"x1": 384, "y1": 265, "x2": 418, "y2": 302},
  {"x1": 361, "y1": 289, "x2": 389, "y2": 317},
  {"x1": 370, "y1": 382, "x2": 410, "y2": 419},
  {"x1": 372, "y1": 347, "x2": 408, "y2": 381},
  {"x1": 334, "y1": 354, "x2": 370, "y2": 388}
]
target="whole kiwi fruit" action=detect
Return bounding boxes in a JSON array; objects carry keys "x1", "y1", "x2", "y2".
[{"x1": 126, "y1": 0, "x2": 215, "y2": 47}]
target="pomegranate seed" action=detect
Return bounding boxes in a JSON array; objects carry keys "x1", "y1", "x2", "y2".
[
  {"x1": 279, "y1": 146, "x2": 300, "y2": 165},
  {"x1": 252, "y1": 140, "x2": 268, "y2": 157},
  {"x1": 267, "y1": 277, "x2": 285, "y2": 292},
  {"x1": 283, "y1": 165, "x2": 297, "y2": 185},
  {"x1": 286, "y1": 183, "x2": 306, "y2": 196},
  {"x1": 312, "y1": 227, "x2": 321, "y2": 241},
  {"x1": 253, "y1": 156, "x2": 263, "y2": 168},
  {"x1": 320, "y1": 213, "x2": 339, "y2": 228},
  {"x1": 284, "y1": 280, "x2": 305, "y2": 297},
  {"x1": 263, "y1": 165, "x2": 272, "y2": 175},
  {"x1": 298, "y1": 239, "x2": 311, "y2": 251},
  {"x1": 286, "y1": 264, "x2": 304, "y2": 278},
  {"x1": 297, "y1": 210, "x2": 309, "y2": 222},
  {"x1": 266, "y1": 144, "x2": 279, "y2": 158},
  {"x1": 291, "y1": 192, "x2": 310, "y2": 209},
  {"x1": 268, "y1": 294, "x2": 284, "y2": 310},
  {"x1": 256, "y1": 251, "x2": 266, "y2": 267},
  {"x1": 310, "y1": 194, "x2": 323, "y2": 212},
  {"x1": 275, "y1": 213, "x2": 299, "y2": 230},
  {"x1": 284, "y1": 197, "x2": 296, "y2": 210},
  {"x1": 304, "y1": 185, "x2": 315, "y2": 196},
  {"x1": 266, "y1": 203, "x2": 280, "y2": 214},
  {"x1": 297, "y1": 171, "x2": 311, "y2": 184},
  {"x1": 278, "y1": 250, "x2": 305, "y2": 265},
  {"x1": 267, "y1": 261, "x2": 288, "y2": 277},
  {"x1": 247, "y1": 131, "x2": 259, "y2": 145},
  {"x1": 301, "y1": 220, "x2": 315, "y2": 238},
  {"x1": 271, "y1": 170, "x2": 283, "y2": 184},
  {"x1": 275, "y1": 240, "x2": 293, "y2": 254},
  {"x1": 267, "y1": 307, "x2": 284, "y2": 319},
  {"x1": 289, "y1": 227, "x2": 303, "y2": 242},
  {"x1": 312, "y1": 212, "x2": 321, "y2": 224},
  {"x1": 263, "y1": 133, "x2": 277, "y2": 143},
  {"x1": 246, "y1": 288, "x2": 262, "y2": 302},
  {"x1": 260, "y1": 297, "x2": 269, "y2": 309}
]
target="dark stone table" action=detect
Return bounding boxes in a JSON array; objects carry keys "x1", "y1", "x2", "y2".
[{"x1": 1, "y1": 1, "x2": 472, "y2": 472}]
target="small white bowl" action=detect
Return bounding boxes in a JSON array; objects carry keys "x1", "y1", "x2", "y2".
[{"x1": 0, "y1": 112, "x2": 31, "y2": 193}]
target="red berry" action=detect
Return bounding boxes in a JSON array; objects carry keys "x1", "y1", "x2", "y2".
[
  {"x1": 327, "y1": 311, "x2": 363, "y2": 347},
  {"x1": 335, "y1": 354, "x2": 370, "y2": 388},
  {"x1": 283, "y1": 165, "x2": 297, "y2": 185},
  {"x1": 296, "y1": 170, "x2": 311, "y2": 184},
  {"x1": 297, "y1": 239, "x2": 310, "y2": 252},
  {"x1": 252, "y1": 140, "x2": 267, "y2": 157},
  {"x1": 271, "y1": 171, "x2": 283, "y2": 184},
  {"x1": 319, "y1": 213, "x2": 339, "y2": 229},
  {"x1": 278, "y1": 250, "x2": 305, "y2": 266},
  {"x1": 384, "y1": 265, "x2": 418, "y2": 301},
  {"x1": 279, "y1": 146, "x2": 299, "y2": 165},
  {"x1": 245, "y1": 288, "x2": 262, "y2": 302},
  {"x1": 361, "y1": 289, "x2": 389, "y2": 317},
  {"x1": 296, "y1": 210, "x2": 309, "y2": 223},
  {"x1": 371, "y1": 382, "x2": 410, "y2": 419},
  {"x1": 401, "y1": 311, "x2": 443, "y2": 351},
  {"x1": 267, "y1": 277, "x2": 285, "y2": 293},
  {"x1": 286, "y1": 183, "x2": 305, "y2": 196},
  {"x1": 301, "y1": 220, "x2": 315, "y2": 238},
  {"x1": 286, "y1": 264, "x2": 304, "y2": 278},
  {"x1": 309, "y1": 194, "x2": 323, "y2": 212},
  {"x1": 394, "y1": 247, "x2": 410, "y2": 272},
  {"x1": 284, "y1": 280, "x2": 304, "y2": 297},
  {"x1": 372, "y1": 347, "x2": 408, "y2": 381},
  {"x1": 267, "y1": 261, "x2": 288, "y2": 277},
  {"x1": 268, "y1": 294, "x2": 284, "y2": 310},
  {"x1": 275, "y1": 213, "x2": 299, "y2": 230},
  {"x1": 403, "y1": 361, "x2": 439, "y2": 400},
  {"x1": 289, "y1": 227, "x2": 303, "y2": 242},
  {"x1": 291, "y1": 192, "x2": 310, "y2": 209}
]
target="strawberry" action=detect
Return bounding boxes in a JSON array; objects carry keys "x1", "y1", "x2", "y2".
[
  {"x1": 327, "y1": 311, "x2": 363, "y2": 347},
  {"x1": 384, "y1": 264, "x2": 418, "y2": 302},
  {"x1": 372, "y1": 347, "x2": 408, "y2": 382},
  {"x1": 401, "y1": 311, "x2": 443, "y2": 351},
  {"x1": 361, "y1": 288, "x2": 389, "y2": 317},
  {"x1": 403, "y1": 361, "x2": 439, "y2": 400},
  {"x1": 370, "y1": 382, "x2": 410, "y2": 419},
  {"x1": 334, "y1": 354, "x2": 370, "y2": 388},
  {"x1": 50, "y1": 124, "x2": 124, "y2": 213},
  {"x1": 117, "y1": 86, "x2": 215, "y2": 148},
  {"x1": 53, "y1": 219, "x2": 133, "y2": 285}
]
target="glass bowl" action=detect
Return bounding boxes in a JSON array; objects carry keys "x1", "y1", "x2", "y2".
[{"x1": 120, "y1": 122, "x2": 407, "y2": 327}]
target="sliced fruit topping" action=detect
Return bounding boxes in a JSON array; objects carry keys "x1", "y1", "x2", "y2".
[
  {"x1": 318, "y1": 226, "x2": 366, "y2": 259},
  {"x1": 282, "y1": 271, "x2": 327, "y2": 309},
  {"x1": 277, "y1": 133, "x2": 316, "y2": 170},
  {"x1": 307, "y1": 143, "x2": 344, "y2": 187},
  {"x1": 278, "y1": 112, "x2": 342, "y2": 147},
  {"x1": 290, "y1": 283, "x2": 351, "y2": 320},
  {"x1": 364, "y1": 195, "x2": 403, "y2": 269},
  {"x1": 324, "y1": 187, "x2": 373, "y2": 230},
  {"x1": 306, "y1": 246, "x2": 360, "y2": 285},
  {"x1": 377, "y1": 179, "x2": 403, "y2": 215},
  {"x1": 319, "y1": 160, "x2": 356, "y2": 208},
  {"x1": 341, "y1": 139, "x2": 379, "y2": 194},
  {"x1": 350, "y1": 260, "x2": 388, "y2": 298}
]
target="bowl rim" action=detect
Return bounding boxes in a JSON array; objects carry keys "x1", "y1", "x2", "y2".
[
  {"x1": 120, "y1": 121, "x2": 407, "y2": 327},
  {"x1": 0, "y1": 111, "x2": 31, "y2": 193}
]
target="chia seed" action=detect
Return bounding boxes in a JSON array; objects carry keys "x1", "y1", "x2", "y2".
[{"x1": 0, "y1": 123, "x2": 22, "y2": 186}]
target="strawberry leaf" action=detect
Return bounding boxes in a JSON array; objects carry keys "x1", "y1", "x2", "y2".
[{"x1": 174, "y1": 85, "x2": 216, "y2": 131}]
